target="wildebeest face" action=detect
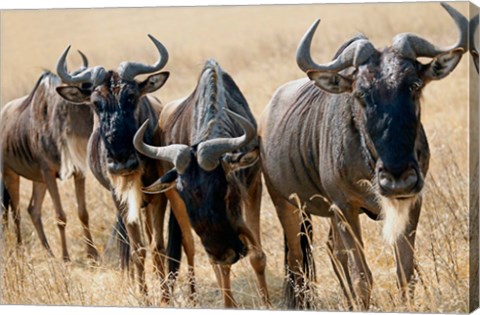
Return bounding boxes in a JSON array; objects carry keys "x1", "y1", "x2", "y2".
[
  {"x1": 57, "y1": 71, "x2": 169, "y2": 176},
  {"x1": 144, "y1": 148, "x2": 258, "y2": 265},
  {"x1": 177, "y1": 152, "x2": 248, "y2": 265},
  {"x1": 92, "y1": 74, "x2": 142, "y2": 175},
  {"x1": 351, "y1": 53, "x2": 424, "y2": 198},
  {"x1": 55, "y1": 34, "x2": 170, "y2": 176}
]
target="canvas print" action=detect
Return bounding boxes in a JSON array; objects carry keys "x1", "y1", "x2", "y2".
[{"x1": 0, "y1": 1, "x2": 478, "y2": 313}]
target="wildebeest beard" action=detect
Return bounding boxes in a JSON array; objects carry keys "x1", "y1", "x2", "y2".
[
  {"x1": 108, "y1": 171, "x2": 144, "y2": 223},
  {"x1": 178, "y1": 157, "x2": 248, "y2": 264}
]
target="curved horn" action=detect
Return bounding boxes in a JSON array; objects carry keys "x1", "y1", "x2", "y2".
[
  {"x1": 197, "y1": 109, "x2": 256, "y2": 171},
  {"x1": 296, "y1": 19, "x2": 376, "y2": 74},
  {"x1": 118, "y1": 34, "x2": 169, "y2": 81},
  {"x1": 77, "y1": 50, "x2": 89, "y2": 69},
  {"x1": 56, "y1": 45, "x2": 107, "y2": 86},
  {"x1": 392, "y1": 2, "x2": 468, "y2": 59},
  {"x1": 133, "y1": 119, "x2": 191, "y2": 174}
]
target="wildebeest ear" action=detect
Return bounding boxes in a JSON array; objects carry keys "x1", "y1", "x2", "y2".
[
  {"x1": 141, "y1": 168, "x2": 178, "y2": 194},
  {"x1": 139, "y1": 71, "x2": 170, "y2": 94},
  {"x1": 222, "y1": 149, "x2": 259, "y2": 172},
  {"x1": 56, "y1": 86, "x2": 91, "y2": 104},
  {"x1": 421, "y1": 48, "x2": 464, "y2": 81},
  {"x1": 307, "y1": 71, "x2": 352, "y2": 94}
]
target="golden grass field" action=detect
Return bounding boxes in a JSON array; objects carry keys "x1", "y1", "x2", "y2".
[{"x1": 0, "y1": 1, "x2": 477, "y2": 312}]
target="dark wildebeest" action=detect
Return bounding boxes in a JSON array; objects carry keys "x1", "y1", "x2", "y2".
[
  {"x1": 1, "y1": 52, "x2": 99, "y2": 261},
  {"x1": 134, "y1": 59, "x2": 270, "y2": 307},
  {"x1": 259, "y1": 2, "x2": 467, "y2": 310},
  {"x1": 54, "y1": 35, "x2": 181, "y2": 299}
]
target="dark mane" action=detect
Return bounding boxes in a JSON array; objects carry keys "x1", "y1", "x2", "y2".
[
  {"x1": 164, "y1": 59, "x2": 256, "y2": 146},
  {"x1": 18, "y1": 71, "x2": 53, "y2": 112}
]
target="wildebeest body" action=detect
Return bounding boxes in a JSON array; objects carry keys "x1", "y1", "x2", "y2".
[
  {"x1": 135, "y1": 59, "x2": 270, "y2": 307},
  {"x1": 55, "y1": 35, "x2": 179, "y2": 300},
  {"x1": 260, "y1": 2, "x2": 467, "y2": 310},
  {"x1": 3, "y1": 73, "x2": 92, "y2": 181},
  {"x1": 1, "y1": 70, "x2": 97, "y2": 261}
]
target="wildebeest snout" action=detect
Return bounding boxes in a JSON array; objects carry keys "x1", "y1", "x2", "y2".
[
  {"x1": 107, "y1": 154, "x2": 139, "y2": 175},
  {"x1": 204, "y1": 236, "x2": 247, "y2": 265},
  {"x1": 377, "y1": 162, "x2": 422, "y2": 198}
]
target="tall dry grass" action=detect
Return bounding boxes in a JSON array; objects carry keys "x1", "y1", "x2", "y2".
[{"x1": 0, "y1": 1, "x2": 474, "y2": 312}]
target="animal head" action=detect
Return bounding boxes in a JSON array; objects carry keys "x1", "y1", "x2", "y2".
[
  {"x1": 134, "y1": 109, "x2": 258, "y2": 265},
  {"x1": 297, "y1": 2, "x2": 467, "y2": 200},
  {"x1": 55, "y1": 35, "x2": 169, "y2": 176}
]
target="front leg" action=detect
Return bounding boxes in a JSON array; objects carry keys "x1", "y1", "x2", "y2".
[
  {"x1": 41, "y1": 169, "x2": 70, "y2": 262},
  {"x1": 164, "y1": 189, "x2": 196, "y2": 303},
  {"x1": 333, "y1": 206, "x2": 372, "y2": 310},
  {"x1": 243, "y1": 172, "x2": 270, "y2": 306},
  {"x1": 394, "y1": 197, "x2": 421, "y2": 303},
  {"x1": 121, "y1": 206, "x2": 149, "y2": 300},
  {"x1": 212, "y1": 263, "x2": 237, "y2": 308},
  {"x1": 73, "y1": 173, "x2": 99, "y2": 261},
  {"x1": 144, "y1": 194, "x2": 169, "y2": 301},
  {"x1": 327, "y1": 217, "x2": 355, "y2": 310}
]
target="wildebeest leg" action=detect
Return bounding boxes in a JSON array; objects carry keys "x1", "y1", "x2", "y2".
[
  {"x1": 165, "y1": 189, "x2": 196, "y2": 301},
  {"x1": 212, "y1": 263, "x2": 237, "y2": 308},
  {"x1": 107, "y1": 194, "x2": 131, "y2": 270},
  {"x1": 27, "y1": 181, "x2": 54, "y2": 257},
  {"x1": 269, "y1": 194, "x2": 304, "y2": 308},
  {"x1": 394, "y1": 197, "x2": 421, "y2": 303},
  {"x1": 144, "y1": 194, "x2": 169, "y2": 302},
  {"x1": 121, "y1": 208, "x2": 149, "y2": 298},
  {"x1": 242, "y1": 173, "x2": 270, "y2": 306},
  {"x1": 3, "y1": 166, "x2": 21, "y2": 245},
  {"x1": 334, "y1": 207, "x2": 372, "y2": 310},
  {"x1": 73, "y1": 173, "x2": 99, "y2": 261},
  {"x1": 42, "y1": 169, "x2": 70, "y2": 262},
  {"x1": 327, "y1": 218, "x2": 354, "y2": 309}
]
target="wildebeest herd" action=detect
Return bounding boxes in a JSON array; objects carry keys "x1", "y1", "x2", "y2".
[{"x1": 1, "y1": 2, "x2": 478, "y2": 311}]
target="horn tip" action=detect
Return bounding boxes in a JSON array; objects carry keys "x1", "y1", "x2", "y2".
[
  {"x1": 310, "y1": 19, "x2": 321, "y2": 29},
  {"x1": 440, "y1": 2, "x2": 463, "y2": 18},
  {"x1": 147, "y1": 34, "x2": 159, "y2": 43},
  {"x1": 141, "y1": 119, "x2": 150, "y2": 129},
  {"x1": 440, "y1": 2, "x2": 452, "y2": 10}
]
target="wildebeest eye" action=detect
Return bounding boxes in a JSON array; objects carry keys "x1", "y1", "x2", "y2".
[
  {"x1": 93, "y1": 100, "x2": 102, "y2": 108},
  {"x1": 410, "y1": 80, "x2": 423, "y2": 92},
  {"x1": 354, "y1": 90, "x2": 366, "y2": 100},
  {"x1": 125, "y1": 94, "x2": 135, "y2": 103},
  {"x1": 353, "y1": 90, "x2": 368, "y2": 107}
]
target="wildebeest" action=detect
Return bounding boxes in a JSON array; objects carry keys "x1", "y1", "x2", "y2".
[
  {"x1": 134, "y1": 59, "x2": 270, "y2": 307},
  {"x1": 1, "y1": 52, "x2": 99, "y2": 261},
  {"x1": 259, "y1": 2, "x2": 467, "y2": 310},
  {"x1": 54, "y1": 35, "x2": 180, "y2": 299}
]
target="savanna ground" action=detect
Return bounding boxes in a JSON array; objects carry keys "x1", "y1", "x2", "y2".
[{"x1": 0, "y1": 2, "x2": 477, "y2": 313}]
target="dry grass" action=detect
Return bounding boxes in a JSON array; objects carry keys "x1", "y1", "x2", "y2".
[{"x1": 0, "y1": 1, "x2": 474, "y2": 312}]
